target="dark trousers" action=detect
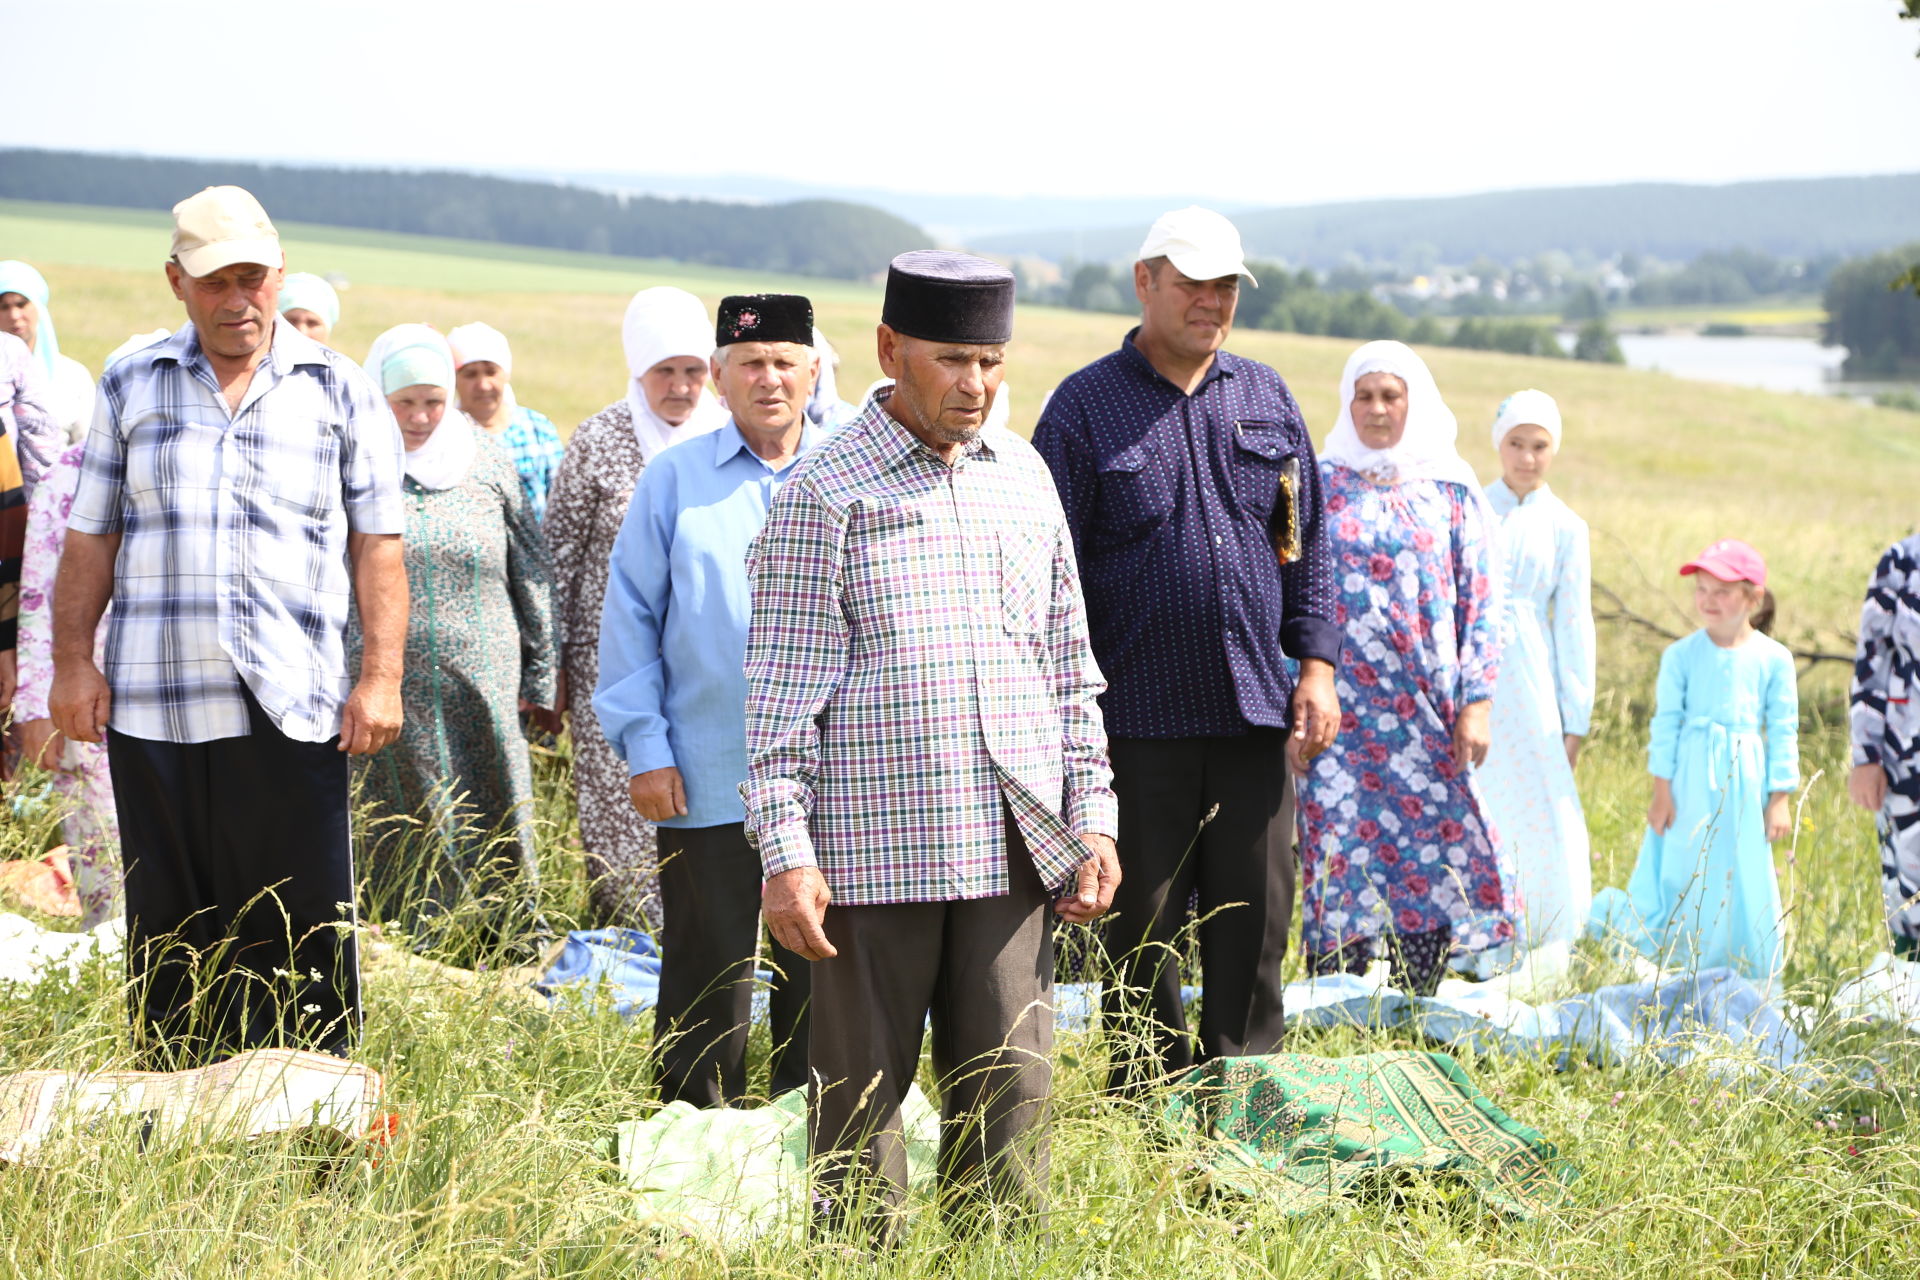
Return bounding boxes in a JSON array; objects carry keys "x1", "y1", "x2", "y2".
[
  {"x1": 809, "y1": 816, "x2": 1054, "y2": 1235},
  {"x1": 108, "y1": 689, "x2": 359, "y2": 1069},
  {"x1": 1101, "y1": 730, "x2": 1294, "y2": 1094},
  {"x1": 655, "y1": 822, "x2": 811, "y2": 1106}
]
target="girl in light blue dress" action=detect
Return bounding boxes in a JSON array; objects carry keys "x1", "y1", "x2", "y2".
[{"x1": 1590, "y1": 539, "x2": 1799, "y2": 982}]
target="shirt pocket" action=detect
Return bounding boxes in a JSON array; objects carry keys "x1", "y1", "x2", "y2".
[
  {"x1": 998, "y1": 524, "x2": 1054, "y2": 634},
  {"x1": 265, "y1": 430, "x2": 343, "y2": 519},
  {"x1": 1232, "y1": 420, "x2": 1303, "y2": 564},
  {"x1": 1092, "y1": 440, "x2": 1173, "y2": 543}
]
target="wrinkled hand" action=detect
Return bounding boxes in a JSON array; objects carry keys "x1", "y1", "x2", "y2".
[
  {"x1": 1564, "y1": 735, "x2": 1584, "y2": 770},
  {"x1": 1055, "y1": 833, "x2": 1120, "y2": 923},
  {"x1": 1286, "y1": 660, "x2": 1340, "y2": 777},
  {"x1": 1764, "y1": 793, "x2": 1793, "y2": 843},
  {"x1": 49, "y1": 658, "x2": 111, "y2": 745},
  {"x1": 1849, "y1": 762, "x2": 1889, "y2": 812},
  {"x1": 628, "y1": 766, "x2": 689, "y2": 822},
  {"x1": 16, "y1": 718, "x2": 64, "y2": 771},
  {"x1": 1452, "y1": 699, "x2": 1491, "y2": 769},
  {"x1": 338, "y1": 677, "x2": 402, "y2": 755},
  {"x1": 764, "y1": 866, "x2": 836, "y2": 961},
  {"x1": 1647, "y1": 780, "x2": 1676, "y2": 835}
]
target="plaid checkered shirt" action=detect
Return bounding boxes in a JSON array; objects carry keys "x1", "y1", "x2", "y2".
[
  {"x1": 67, "y1": 319, "x2": 406, "y2": 744},
  {"x1": 500, "y1": 403, "x2": 564, "y2": 524},
  {"x1": 741, "y1": 392, "x2": 1117, "y2": 905}
]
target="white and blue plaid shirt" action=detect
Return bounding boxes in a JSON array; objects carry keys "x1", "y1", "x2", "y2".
[{"x1": 68, "y1": 319, "x2": 406, "y2": 744}]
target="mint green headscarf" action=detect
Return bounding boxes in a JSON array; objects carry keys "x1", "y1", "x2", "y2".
[
  {"x1": 0, "y1": 260, "x2": 59, "y2": 381},
  {"x1": 278, "y1": 272, "x2": 341, "y2": 330}
]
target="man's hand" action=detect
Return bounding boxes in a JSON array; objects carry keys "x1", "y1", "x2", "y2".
[
  {"x1": 628, "y1": 765, "x2": 689, "y2": 822},
  {"x1": 49, "y1": 658, "x2": 111, "y2": 745},
  {"x1": 1286, "y1": 658, "x2": 1340, "y2": 777},
  {"x1": 16, "y1": 718, "x2": 64, "y2": 771},
  {"x1": 764, "y1": 866, "x2": 835, "y2": 961},
  {"x1": 337, "y1": 676, "x2": 402, "y2": 755},
  {"x1": 1055, "y1": 832, "x2": 1120, "y2": 923},
  {"x1": 1850, "y1": 762, "x2": 1889, "y2": 812},
  {"x1": 1452, "y1": 699, "x2": 1491, "y2": 770}
]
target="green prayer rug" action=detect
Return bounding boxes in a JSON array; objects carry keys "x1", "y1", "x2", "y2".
[{"x1": 1162, "y1": 1050, "x2": 1575, "y2": 1218}]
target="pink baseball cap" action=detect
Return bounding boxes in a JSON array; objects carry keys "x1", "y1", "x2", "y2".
[{"x1": 1680, "y1": 538, "x2": 1766, "y2": 588}]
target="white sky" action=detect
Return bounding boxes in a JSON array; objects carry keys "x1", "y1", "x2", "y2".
[{"x1": 10, "y1": 0, "x2": 1919, "y2": 206}]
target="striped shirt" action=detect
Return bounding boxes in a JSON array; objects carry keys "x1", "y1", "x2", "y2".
[
  {"x1": 741, "y1": 392, "x2": 1117, "y2": 905},
  {"x1": 67, "y1": 319, "x2": 406, "y2": 744}
]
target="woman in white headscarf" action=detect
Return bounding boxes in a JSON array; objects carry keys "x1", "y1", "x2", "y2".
[
  {"x1": 1475, "y1": 389, "x2": 1595, "y2": 969},
  {"x1": 1295, "y1": 340, "x2": 1512, "y2": 995},
  {"x1": 545, "y1": 287, "x2": 724, "y2": 931},
  {"x1": 277, "y1": 272, "x2": 341, "y2": 345},
  {"x1": 448, "y1": 322, "x2": 565, "y2": 523},
  {"x1": 0, "y1": 260, "x2": 96, "y2": 443},
  {"x1": 352, "y1": 324, "x2": 557, "y2": 951}
]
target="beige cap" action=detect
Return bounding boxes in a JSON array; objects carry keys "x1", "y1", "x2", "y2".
[
  {"x1": 170, "y1": 186, "x2": 281, "y2": 277},
  {"x1": 1138, "y1": 205, "x2": 1257, "y2": 286}
]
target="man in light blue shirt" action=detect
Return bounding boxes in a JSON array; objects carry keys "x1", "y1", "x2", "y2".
[{"x1": 595, "y1": 292, "x2": 821, "y2": 1106}]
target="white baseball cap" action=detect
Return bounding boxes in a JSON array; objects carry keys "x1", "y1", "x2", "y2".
[
  {"x1": 170, "y1": 186, "x2": 281, "y2": 277},
  {"x1": 1138, "y1": 206, "x2": 1257, "y2": 286}
]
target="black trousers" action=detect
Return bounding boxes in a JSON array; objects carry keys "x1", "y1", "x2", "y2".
[
  {"x1": 655, "y1": 822, "x2": 811, "y2": 1106},
  {"x1": 1101, "y1": 730, "x2": 1294, "y2": 1094},
  {"x1": 108, "y1": 688, "x2": 359, "y2": 1069}
]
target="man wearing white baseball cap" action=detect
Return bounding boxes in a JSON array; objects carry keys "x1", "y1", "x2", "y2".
[
  {"x1": 49, "y1": 185, "x2": 409, "y2": 1067},
  {"x1": 1034, "y1": 206, "x2": 1341, "y2": 1095}
]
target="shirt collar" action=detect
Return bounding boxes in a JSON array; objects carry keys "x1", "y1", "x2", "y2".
[
  {"x1": 158, "y1": 315, "x2": 332, "y2": 376},
  {"x1": 1119, "y1": 325, "x2": 1236, "y2": 395},
  {"x1": 865, "y1": 386, "x2": 995, "y2": 469},
  {"x1": 712, "y1": 416, "x2": 820, "y2": 471}
]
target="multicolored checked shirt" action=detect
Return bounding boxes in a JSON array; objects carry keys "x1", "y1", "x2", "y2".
[
  {"x1": 67, "y1": 320, "x2": 406, "y2": 744},
  {"x1": 499, "y1": 402, "x2": 565, "y2": 524},
  {"x1": 741, "y1": 391, "x2": 1118, "y2": 905}
]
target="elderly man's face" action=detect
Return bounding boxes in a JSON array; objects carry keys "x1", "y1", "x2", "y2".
[
  {"x1": 167, "y1": 259, "x2": 282, "y2": 361},
  {"x1": 641, "y1": 356, "x2": 711, "y2": 426},
  {"x1": 1134, "y1": 260, "x2": 1238, "y2": 364},
  {"x1": 714, "y1": 342, "x2": 815, "y2": 436},
  {"x1": 456, "y1": 359, "x2": 507, "y2": 420},
  {"x1": 878, "y1": 328, "x2": 1006, "y2": 448},
  {"x1": 0, "y1": 292, "x2": 38, "y2": 349}
]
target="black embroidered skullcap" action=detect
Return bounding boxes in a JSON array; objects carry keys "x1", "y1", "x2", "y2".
[
  {"x1": 881, "y1": 250, "x2": 1015, "y2": 345},
  {"x1": 716, "y1": 293, "x2": 814, "y2": 346}
]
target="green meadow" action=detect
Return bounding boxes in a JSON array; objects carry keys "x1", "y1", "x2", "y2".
[{"x1": 3, "y1": 199, "x2": 1918, "y2": 1276}]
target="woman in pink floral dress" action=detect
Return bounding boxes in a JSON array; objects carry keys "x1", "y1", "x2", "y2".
[{"x1": 1296, "y1": 341, "x2": 1511, "y2": 995}]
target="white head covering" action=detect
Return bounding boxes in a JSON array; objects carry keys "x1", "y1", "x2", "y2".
[
  {"x1": 1320, "y1": 341, "x2": 1484, "y2": 501},
  {"x1": 622, "y1": 287, "x2": 725, "y2": 462},
  {"x1": 277, "y1": 272, "x2": 340, "y2": 331},
  {"x1": 365, "y1": 323, "x2": 477, "y2": 490},
  {"x1": 448, "y1": 321, "x2": 520, "y2": 422},
  {"x1": 1490, "y1": 388, "x2": 1563, "y2": 451}
]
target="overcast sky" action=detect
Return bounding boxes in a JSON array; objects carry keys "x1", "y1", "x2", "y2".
[{"x1": 10, "y1": 0, "x2": 1918, "y2": 207}]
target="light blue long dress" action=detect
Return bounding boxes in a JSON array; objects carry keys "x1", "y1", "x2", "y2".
[
  {"x1": 1590, "y1": 629, "x2": 1800, "y2": 980},
  {"x1": 1477, "y1": 480, "x2": 1595, "y2": 953}
]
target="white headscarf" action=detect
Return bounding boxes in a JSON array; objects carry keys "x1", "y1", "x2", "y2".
[
  {"x1": 1320, "y1": 341, "x2": 1485, "y2": 501},
  {"x1": 365, "y1": 323, "x2": 478, "y2": 490},
  {"x1": 1490, "y1": 388, "x2": 1563, "y2": 451},
  {"x1": 448, "y1": 321, "x2": 520, "y2": 421},
  {"x1": 621, "y1": 287, "x2": 725, "y2": 463}
]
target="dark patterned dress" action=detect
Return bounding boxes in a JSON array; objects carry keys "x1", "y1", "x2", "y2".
[
  {"x1": 546, "y1": 400, "x2": 661, "y2": 930},
  {"x1": 352, "y1": 435, "x2": 556, "y2": 937},
  {"x1": 1852, "y1": 535, "x2": 1920, "y2": 957}
]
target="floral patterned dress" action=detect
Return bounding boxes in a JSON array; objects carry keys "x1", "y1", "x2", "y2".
[
  {"x1": 351, "y1": 435, "x2": 556, "y2": 938},
  {"x1": 14, "y1": 443, "x2": 121, "y2": 927},
  {"x1": 1296, "y1": 466, "x2": 1512, "y2": 971},
  {"x1": 545, "y1": 400, "x2": 661, "y2": 931}
]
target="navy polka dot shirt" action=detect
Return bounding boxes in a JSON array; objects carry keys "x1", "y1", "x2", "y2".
[{"x1": 1034, "y1": 329, "x2": 1340, "y2": 740}]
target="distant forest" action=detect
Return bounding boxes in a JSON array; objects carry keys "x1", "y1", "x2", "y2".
[{"x1": 0, "y1": 149, "x2": 927, "y2": 281}]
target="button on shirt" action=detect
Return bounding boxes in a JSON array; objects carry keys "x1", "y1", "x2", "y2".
[
  {"x1": 593, "y1": 419, "x2": 822, "y2": 829},
  {"x1": 1033, "y1": 330, "x2": 1340, "y2": 739},
  {"x1": 67, "y1": 320, "x2": 406, "y2": 744},
  {"x1": 741, "y1": 393, "x2": 1118, "y2": 905}
]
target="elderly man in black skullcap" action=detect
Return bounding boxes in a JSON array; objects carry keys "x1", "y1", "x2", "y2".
[{"x1": 741, "y1": 251, "x2": 1121, "y2": 1233}]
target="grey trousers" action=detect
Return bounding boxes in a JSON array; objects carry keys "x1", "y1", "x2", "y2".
[{"x1": 808, "y1": 818, "x2": 1054, "y2": 1233}]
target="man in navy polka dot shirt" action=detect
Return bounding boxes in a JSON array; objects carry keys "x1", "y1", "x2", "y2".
[{"x1": 1033, "y1": 206, "x2": 1341, "y2": 1095}]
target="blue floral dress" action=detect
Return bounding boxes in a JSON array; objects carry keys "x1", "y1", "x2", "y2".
[{"x1": 1297, "y1": 466, "x2": 1513, "y2": 964}]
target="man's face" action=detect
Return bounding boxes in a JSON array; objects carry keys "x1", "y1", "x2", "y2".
[
  {"x1": 878, "y1": 328, "x2": 1006, "y2": 448},
  {"x1": 456, "y1": 359, "x2": 507, "y2": 419},
  {"x1": 714, "y1": 342, "x2": 815, "y2": 435},
  {"x1": 1134, "y1": 260, "x2": 1238, "y2": 363},
  {"x1": 0, "y1": 292, "x2": 37, "y2": 348},
  {"x1": 641, "y1": 356, "x2": 711, "y2": 426},
  {"x1": 167, "y1": 258, "x2": 283, "y2": 361}
]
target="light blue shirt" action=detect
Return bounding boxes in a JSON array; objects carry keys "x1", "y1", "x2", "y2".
[{"x1": 593, "y1": 419, "x2": 820, "y2": 828}]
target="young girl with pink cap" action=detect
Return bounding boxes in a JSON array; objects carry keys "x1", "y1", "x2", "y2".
[{"x1": 1589, "y1": 539, "x2": 1800, "y2": 983}]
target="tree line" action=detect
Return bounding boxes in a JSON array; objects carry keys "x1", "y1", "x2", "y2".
[
  {"x1": 1823, "y1": 243, "x2": 1920, "y2": 377},
  {"x1": 0, "y1": 149, "x2": 928, "y2": 281}
]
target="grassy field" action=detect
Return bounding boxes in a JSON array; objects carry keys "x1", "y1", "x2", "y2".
[{"x1": 3, "y1": 201, "x2": 1919, "y2": 1276}]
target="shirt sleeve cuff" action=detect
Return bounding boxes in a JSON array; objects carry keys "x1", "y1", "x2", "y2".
[
  {"x1": 64, "y1": 511, "x2": 121, "y2": 536},
  {"x1": 624, "y1": 732, "x2": 676, "y2": 778},
  {"x1": 1854, "y1": 743, "x2": 1883, "y2": 767},
  {"x1": 1281, "y1": 616, "x2": 1342, "y2": 668},
  {"x1": 345, "y1": 496, "x2": 407, "y2": 535},
  {"x1": 1064, "y1": 788, "x2": 1119, "y2": 841},
  {"x1": 755, "y1": 824, "x2": 819, "y2": 880}
]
